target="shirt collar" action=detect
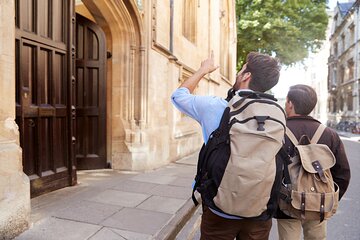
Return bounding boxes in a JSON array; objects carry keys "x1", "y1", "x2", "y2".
[{"x1": 235, "y1": 89, "x2": 253, "y2": 94}]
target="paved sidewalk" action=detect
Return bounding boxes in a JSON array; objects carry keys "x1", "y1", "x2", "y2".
[{"x1": 15, "y1": 152, "x2": 200, "y2": 240}]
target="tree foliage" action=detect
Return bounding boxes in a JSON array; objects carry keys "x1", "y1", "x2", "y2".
[{"x1": 236, "y1": 0, "x2": 329, "y2": 67}]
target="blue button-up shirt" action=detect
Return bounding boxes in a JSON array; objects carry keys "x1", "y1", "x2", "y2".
[
  {"x1": 171, "y1": 87, "x2": 227, "y2": 143},
  {"x1": 171, "y1": 87, "x2": 243, "y2": 219}
]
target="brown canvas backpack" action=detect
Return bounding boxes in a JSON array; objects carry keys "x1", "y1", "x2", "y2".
[{"x1": 279, "y1": 125, "x2": 339, "y2": 221}]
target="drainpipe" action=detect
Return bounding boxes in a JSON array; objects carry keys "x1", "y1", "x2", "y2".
[
  {"x1": 170, "y1": 0, "x2": 174, "y2": 53},
  {"x1": 355, "y1": 4, "x2": 359, "y2": 124}
]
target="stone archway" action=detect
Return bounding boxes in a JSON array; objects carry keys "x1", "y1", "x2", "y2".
[{"x1": 80, "y1": 0, "x2": 147, "y2": 170}]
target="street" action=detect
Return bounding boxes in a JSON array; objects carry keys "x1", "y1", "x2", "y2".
[
  {"x1": 327, "y1": 138, "x2": 360, "y2": 240},
  {"x1": 178, "y1": 137, "x2": 360, "y2": 240}
]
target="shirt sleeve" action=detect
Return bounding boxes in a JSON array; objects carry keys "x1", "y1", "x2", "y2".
[{"x1": 171, "y1": 87, "x2": 223, "y2": 123}]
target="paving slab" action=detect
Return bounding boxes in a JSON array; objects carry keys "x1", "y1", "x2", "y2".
[
  {"x1": 169, "y1": 176, "x2": 194, "y2": 187},
  {"x1": 88, "y1": 189, "x2": 150, "y2": 207},
  {"x1": 152, "y1": 164, "x2": 196, "y2": 179},
  {"x1": 131, "y1": 173, "x2": 177, "y2": 185},
  {"x1": 88, "y1": 228, "x2": 126, "y2": 240},
  {"x1": 53, "y1": 200, "x2": 122, "y2": 224},
  {"x1": 101, "y1": 208, "x2": 172, "y2": 235},
  {"x1": 77, "y1": 170, "x2": 134, "y2": 188},
  {"x1": 15, "y1": 217, "x2": 101, "y2": 240},
  {"x1": 150, "y1": 184, "x2": 191, "y2": 199},
  {"x1": 89, "y1": 227, "x2": 152, "y2": 240},
  {"x1": 136, "y1": 196, "x2": 187, "y2": 214},
  {"x1": 110, "y1": 179, "x2": 159, "y2": 194}
]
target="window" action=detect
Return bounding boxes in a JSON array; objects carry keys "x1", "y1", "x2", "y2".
[
  {"x1": 334, "y1": 42, "x2": 338, "y2": 56},
  {"x1": 341, "y1": 34, "x2": 345, "y2": 52},
  {"x1": 339, "y1": 65, "x2": 345, "y2": 84},
  {"x1": 347, "y1": 91, "x2": 353, "y2": 111},
  {"x1": 347, "y1": 59, "x2": 354, "y2": 81},
  {"x1": 183, "y1": 0, "x2": 197, "y2": 43},
  {"x1": 332, "y1": 67, "x2": 337, "y2": 87},
  {"x1": 332, "y1": 98, "x2": 337, "y2": 113},
  {"x1": 349, "y1": 24, "x2": 355, "y2": 44},
  {"x1": 339, "y1": 96, "x2": 344, "y2": 112}
]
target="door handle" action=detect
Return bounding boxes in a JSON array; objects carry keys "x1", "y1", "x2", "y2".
[{"x1": 28, "y1": 119, "x2": 35, "y2": 127}]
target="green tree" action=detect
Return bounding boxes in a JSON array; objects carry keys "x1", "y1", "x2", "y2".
[{"x1": 236, "y1": 0, "x2": 329, "y2": 67}]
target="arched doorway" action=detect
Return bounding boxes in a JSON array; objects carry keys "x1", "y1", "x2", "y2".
[
  {"x1": 15, "y1": 0, "x2": 145, "y2": 197},
  {"x1": 80, "y1": 0, "x2": 146, "y2": 170}
]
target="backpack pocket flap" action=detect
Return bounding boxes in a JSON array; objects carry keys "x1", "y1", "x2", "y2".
[
  {"x1": 290, "y1": 188, "x2": 339, "y2": 213},
  {"x1": 296, "y1": 145, "x2": 336, "y2": 173}
]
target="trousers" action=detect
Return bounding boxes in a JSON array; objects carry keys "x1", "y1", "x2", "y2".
[
  {"x1": 200, "y1": 206, "x2": 272, "y2": 240},
  {"x1": 277, "y1": 218, "x2": 327, "y2": 240}
]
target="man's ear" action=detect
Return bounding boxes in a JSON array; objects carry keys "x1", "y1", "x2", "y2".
[
  {"x1": 288, "y1": 100, "x2": 294, "y2": 108},
  {"x1": 242, "y1": 72, "x2": 251, "y2": 83}
]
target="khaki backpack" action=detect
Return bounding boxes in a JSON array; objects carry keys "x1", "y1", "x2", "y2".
[
  {"x1": 279, "y1": 125, "x2": 339, "y2": 221},
  {"x1": 193, "y1": 91, "x2": 286, "y2": 219}
]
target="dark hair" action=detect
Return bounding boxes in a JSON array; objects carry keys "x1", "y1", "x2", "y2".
[
  {"x1": 245, "y1": 52, "x2": 281, "y2": 92},
  {"x1": 287, "y1": 84, "x2": 317, "y2": 115}
]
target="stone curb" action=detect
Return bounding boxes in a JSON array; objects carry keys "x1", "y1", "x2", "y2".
[{"x1": 154, "y1": 195, "x2": 201, "y2": 240}]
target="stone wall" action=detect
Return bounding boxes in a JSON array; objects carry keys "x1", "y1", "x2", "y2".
[
  {"x1": 148, "y1": 0, "x2": 237, "y2": 167},
  {"x1": 77, "y1": 0, "x2": 236, "y2": 170},
  {"x1": 0, "y1": 1, "x2": 30, "y2": 239}
]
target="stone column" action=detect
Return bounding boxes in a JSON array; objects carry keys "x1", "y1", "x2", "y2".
[{"x1": 0, "y1": 0, "x2": 30, "y2": 238}]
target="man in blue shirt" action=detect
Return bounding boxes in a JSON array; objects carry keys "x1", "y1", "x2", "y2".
[{"x1": 171, "y1": 51, "x2": 281, "y2": 240}]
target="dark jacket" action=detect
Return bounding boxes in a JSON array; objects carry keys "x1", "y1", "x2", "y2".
[{"x1": 276, "y1": 115, "x2": 351, "y2": 219}]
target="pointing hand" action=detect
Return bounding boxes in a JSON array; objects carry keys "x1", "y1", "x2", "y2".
[{"x1": 200, "y1": 51, "x2": 219, "y2": 74}]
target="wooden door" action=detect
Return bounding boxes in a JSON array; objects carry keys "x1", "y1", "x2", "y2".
[
  {"x1": 75, "y1": 14, "x2": 107, "y2": 170},
  {"x1": 15, "y1": 0, "x2": 76, "y2": 197}
]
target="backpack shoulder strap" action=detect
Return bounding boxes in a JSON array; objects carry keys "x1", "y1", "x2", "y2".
[
  {"x1": 192, "y1": 107, "x2": 230, "y2": 206},
  {"x1": 310, "y1": 124, "x2": 326, "y2": 144},
  {"x1": 286, "y1": 127, "x2": 299, "y2": 145}
]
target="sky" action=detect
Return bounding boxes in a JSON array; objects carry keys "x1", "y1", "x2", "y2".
[
  {"x1": 328, "y1": 0, "x2": 352, "y2": 10},
  {"x1": 271, "y1": 0, "x2": 351, "y2": 99},
  {"x1": 328, "y1": 0, "x2": 338, "y2": 10}
]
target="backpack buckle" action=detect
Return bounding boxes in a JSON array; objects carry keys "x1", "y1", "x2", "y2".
[
  {"x1": 255, "y1": 116, "x2": 269, "y2": 131},
  {"x1": 312, "y1": 160, "x2": 327, "y2": 183}
]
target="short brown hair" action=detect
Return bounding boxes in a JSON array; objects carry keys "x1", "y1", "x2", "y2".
[
  {"x1": 245, "y1": 52, "x2": 281, "y2": 92},
  {"x1": 287, "y1": 84, "x2": 317, "y2": 115}
]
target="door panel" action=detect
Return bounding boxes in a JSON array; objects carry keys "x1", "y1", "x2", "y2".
[
  {"x1": 75, "y1": 14, "x2": 107, "y2": 170},
  {"x1": 15, "y1": 0, "x2": 75, "y2": 197}
]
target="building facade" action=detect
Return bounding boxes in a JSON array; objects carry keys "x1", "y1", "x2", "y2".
[
  {"x1": 328, "y1": 1, "x2": 360, "y2": 128},
  {"x1": 303, "y1": 11, "x2": 334, "y2": 124},
  {"x1": 0, "y1": 0, "x2": 236, "y2": 238}
]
